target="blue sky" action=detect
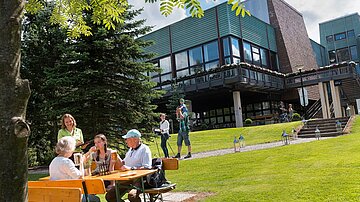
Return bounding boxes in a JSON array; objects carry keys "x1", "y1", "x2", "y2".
[{"x1": 129, "y1": 0, "x2": 360, "y2": 43}]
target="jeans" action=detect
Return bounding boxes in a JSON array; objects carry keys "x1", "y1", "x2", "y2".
[{"x1": 161, "y1": 133, "x2": 169, "y2": 158}]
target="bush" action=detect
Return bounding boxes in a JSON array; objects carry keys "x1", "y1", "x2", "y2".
[
  {"x1": 244, "y1": 118, "x2": 253, "y2": 125},
  {"x1": 292, "y1": 113, "x2": 301, "y2": 121}
]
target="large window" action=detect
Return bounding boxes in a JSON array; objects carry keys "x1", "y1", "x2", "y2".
[
  {"x1": 243, "y1": 42, "x2": 252, "y2": 61},
  {"x1": 231, "y1": 37, "x2": 240, "y2": 57},
  {"x1": 347, "y1": 30, "x2": 355, "y2": 38},
  {"x1": 223, "y1": 38, "x2": 230, "y2": 57},
  {"x1": 175, "y1": 51, "x2": 188, "y2": 70},
  {"x1": 270, "y1": 52, "x2": 278, "y2": 71},
  {"x1": 350, "y1": 46, "x2": 358, "y2": 61},
  {"x1": 260, "y1": 49, "x2": 268, "y2": 66},
  {"x1": 326, "y1": 35, "x2": 333, "y2": 43},
  {"x1": 189, "y1": 46, "x2": 203, "y2": 66},
  {"x1": 159, "y1": 57, "x2": 171, "y2": 74},
  {"x1": 336, "y1": 48, "x2": 350, "y2": 62},
  {"x1": 334, "y1": 32, "x2": 346, "y2": 41},
  {"x1": 204, "y1": 41, "x2": 219, "y2": 62},
  {"x1": 204, "y1": 41, "x2": 219, "y2": 71},
  {"x1": 159, "y1": 56, "x2": 172, "y2": 82},
  {"x1": 252, "y1": 46, "x2": 260, "y2": 65},
  {"x1": 329, "y1": 50, "x2": 336, "y2": 64}
]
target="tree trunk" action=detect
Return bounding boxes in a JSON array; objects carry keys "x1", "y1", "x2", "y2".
[{"x1": 0, "y1": 0, "x2": 31, "y2": 201}]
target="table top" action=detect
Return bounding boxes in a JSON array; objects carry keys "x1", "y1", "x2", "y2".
[
  {"x1": 39, "y1": 169, "x2": 157, "y2": 182},
  {"x1": 91, "y1": 170, "x2": 157, "y2": 181}
]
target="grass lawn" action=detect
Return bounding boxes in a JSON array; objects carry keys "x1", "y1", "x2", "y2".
[
  {"x1": 147, "y1": 121, "x2": 301, "y2": 156},
  {"x1": 165, "y1": 116, "x2": 360, "y2": 201}
]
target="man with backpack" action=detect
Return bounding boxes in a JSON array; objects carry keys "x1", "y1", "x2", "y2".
[{"x1": 105, "y1": 129, "x2": 152, "y2": 202}]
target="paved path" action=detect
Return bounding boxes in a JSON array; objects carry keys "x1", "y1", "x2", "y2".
[{"x1": 180, "y1": 137, "x2": 333, "y2": 160}]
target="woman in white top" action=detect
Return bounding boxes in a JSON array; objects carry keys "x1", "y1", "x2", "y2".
[
  {"x1": 49, "y1": 136, "x2": 100, "y2": 202},
  {"x1": 49, "y1": 136, "x2": 82, "y2": 180},
  {"x1": 159, "y1": 113, "x2": 170, "y2": 158}
]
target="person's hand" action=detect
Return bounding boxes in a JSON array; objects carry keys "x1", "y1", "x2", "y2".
[
  {"x1": 120, "y1": 165, "x2": 131, "y2": 171},
  {"x1": 75, "y1": 140, "x2": 83, "y2": 147},
  {"x1": 81, "y1": 142, "x2": 90, "y2": 149},
  {"x1": 90, "y1": 146, "x2": 97, "y2": 152},
  {"x1": 106, "y1": 185, "x2": 114, "y2": 192}
]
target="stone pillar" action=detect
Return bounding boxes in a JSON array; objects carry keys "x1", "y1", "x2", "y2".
[
  {"x1": 323, "y1": 83, "x2": 331, "y2": 118},
  {"x1": 318, "y1": 82, "x2": 330, "y2": 119},
  {"x1": 329, "y1": 80, "x2": 342, "y2": 118},
  {"x1": 233, "y1": 91, "x2": 243, "y2": 127}
]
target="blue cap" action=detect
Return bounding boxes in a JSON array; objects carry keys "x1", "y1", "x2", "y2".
[{"x1": 122, "y1": 129, "x2": 141, "y2": 139}]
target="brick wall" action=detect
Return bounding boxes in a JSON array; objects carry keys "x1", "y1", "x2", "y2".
[{"x1": 267, "y1": 0, "x2": 319, "y2": 100}]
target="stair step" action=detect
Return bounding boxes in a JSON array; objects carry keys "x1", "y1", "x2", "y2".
[
  {"x1": 298, "y1": 117, "x2": 349, "y2": 138},
  {"x1": 299, "y1": 128, "x2": 341, "y2": 134},
  {"x1": 298, "y1": 131, "x2": 343, "y2": 138},
  {"x1": 306, "y1": 123, "x2": 347, "y2": 128}
]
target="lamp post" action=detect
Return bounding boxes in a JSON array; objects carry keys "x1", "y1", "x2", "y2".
[
  {"x1": 298, "y1": 67, "x2": 307, "y2": 119},
  {"x1": 315, "y1": 126, "x2": 321, "y2": 140},
  {"x1": 346, "y1": 104, "x2": 351, "y2": 117}
]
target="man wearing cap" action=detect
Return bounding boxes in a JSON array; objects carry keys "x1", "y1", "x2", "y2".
[{"x1": 105, "y1": 129, "x2": 152, "y2": 202}]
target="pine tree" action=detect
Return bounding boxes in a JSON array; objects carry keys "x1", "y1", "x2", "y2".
[{"x1": 22, "y1": 5, "x2": 162, "y2": 158}]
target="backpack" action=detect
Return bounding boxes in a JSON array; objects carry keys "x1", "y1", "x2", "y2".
[{"x1": 145, "y1": 158, "x2": 167, "y2": 188}]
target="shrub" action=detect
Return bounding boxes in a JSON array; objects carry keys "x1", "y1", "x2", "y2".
[
  {"x1": 292, "y1": 113, "x2": 301, "y2": 121},
  {"x1": 244, "y1": 118, "x2": 253, "y2": 125}
]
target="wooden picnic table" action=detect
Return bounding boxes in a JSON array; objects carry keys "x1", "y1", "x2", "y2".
[{"x1": 39, "y1": 169, "x2": 157, "y2": 202}]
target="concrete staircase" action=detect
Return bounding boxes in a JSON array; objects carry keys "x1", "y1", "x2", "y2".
[{"x1": 297, "y1": 117, "x2": 349, "y2": 138}]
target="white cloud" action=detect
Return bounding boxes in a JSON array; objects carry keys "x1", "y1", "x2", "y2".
[{"x1": 129, "y1": 0, "x2": 187, "y2": 33}]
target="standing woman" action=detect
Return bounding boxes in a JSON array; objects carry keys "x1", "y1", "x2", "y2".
[
  {"x1": 159, "y1": 113, "x2": 170, "y2": 158},
  {"x1": 58, "y1": 114, "x2": 84, "y2": 152}
]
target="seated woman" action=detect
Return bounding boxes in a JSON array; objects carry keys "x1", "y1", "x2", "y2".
[
  {"x1": 49, "y1": 136, "x2": 100, "y2": 202},
  {"x1": 84, "y1": 134, "x2": 120, "y2": 189}
]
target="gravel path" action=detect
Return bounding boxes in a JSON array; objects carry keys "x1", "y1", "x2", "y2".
[{"x1": 180, "y1": 137, "x2": 333, "y2": 160}]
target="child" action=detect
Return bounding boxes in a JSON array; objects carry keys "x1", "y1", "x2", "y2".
[{"x1": 176, "y1": 98, "x2": 188, "y2": 120}]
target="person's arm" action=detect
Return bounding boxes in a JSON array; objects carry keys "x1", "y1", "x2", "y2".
[
  {"x1": 163, "y1": 121, "x2": 170, "y2": 134},
  {"x1": 75, "y1": 128, "x2": 84, "y2": 147},
  {"x1": 140, "y1": 147, "x2": 152, "y2": 169}
]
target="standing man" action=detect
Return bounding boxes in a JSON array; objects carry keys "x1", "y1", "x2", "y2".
[
  {"x1": 174, "y1": 105, "x2": 192, "y2": 159},
  {"x1": 105, "y1": 129, "x2": 152, "y2": 202}
]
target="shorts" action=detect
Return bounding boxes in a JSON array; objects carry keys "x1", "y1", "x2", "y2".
[{"x1": 177, "y1": 131, "x2": 191, "y2": 146}]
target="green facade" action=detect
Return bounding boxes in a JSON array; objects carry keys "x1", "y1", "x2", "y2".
[
  {"x1": 139, "y1": 2, "x2": 277, "y2": 58},
  {"x1": 319, "y1": 13, "x2": 360, "y2": 62}
]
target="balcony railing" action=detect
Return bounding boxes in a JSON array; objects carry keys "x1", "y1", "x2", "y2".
[
  {"x1": 159, "y1": 63, "x2": 285, "y2": 93},
  {"x1": 157, "y1": 61, "x2": 358, "y2": 95},
  {"x1": 285, "y1": 62, "x2": 356, "y2": 89}
]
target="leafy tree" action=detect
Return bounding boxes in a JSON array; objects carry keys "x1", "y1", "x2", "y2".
[{"x1": 1, "y1": 0, "x2": 249, "y2": 200}]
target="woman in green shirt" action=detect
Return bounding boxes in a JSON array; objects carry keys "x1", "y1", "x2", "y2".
[{"x1": 57, "y1": 114, "x2": 84, "y2": 152}]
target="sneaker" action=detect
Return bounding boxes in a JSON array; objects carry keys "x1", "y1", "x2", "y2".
[
  {"x1": 173, "y1": 153, "x2": 180, "y2": 158},
  {"x1": 184, "y1": 153, "x2": 192, "y2": 159}
]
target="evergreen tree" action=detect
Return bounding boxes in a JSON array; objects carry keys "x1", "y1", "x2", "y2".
[{"x1": 22, "y1": 5, "x2": 162, "y2": 162}]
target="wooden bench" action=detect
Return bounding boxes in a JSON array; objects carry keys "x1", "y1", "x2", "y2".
[
  {"x1": 144, "y1": 158, "x2": 179, "y2": 202},
  {"x1": 28, "y1": 187, "x2": 81, "y2": 202},
  {"x1": 28, "y1": 178, "x2": 106, "y2": 202}
]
